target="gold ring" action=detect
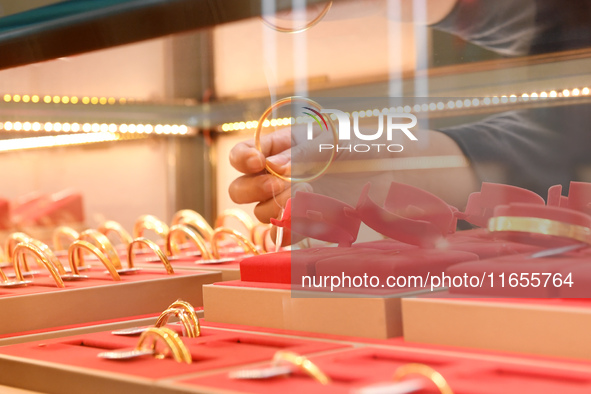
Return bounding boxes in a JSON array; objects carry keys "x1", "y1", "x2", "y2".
[
  {"x1": 30, "y1": 239, "x2": 68, "y2": 276},
  {"x1": 128, "y1": 238, "x2": 174, "y2": 274},
  {"x1": 78, "y1": 229, "x2": 123, "y2": 270},
  {"x1": 97, "y1": 221, "x2": 133, "y2": 247},
  {"x1": 171, "y1": 210, "x2": 214, "y2": 242},
  {"x1": 254, "y1": 96, "x2": 338, "y2": 183},
  {"x1": 133, "y1": 215, "x2": 170, "y2": 241},
  {"x1": 5, "y1": 232, "x2": 34, "y2": 271},
  {"x1": 210, "y1": 227, "x2": 260, "y2": 260},
  {"x1": 52, "y1": 226, "x2": 80, "y2": 252},
  {"x1": 13, "y1": 242, "x2": 65, "y2": 288},
  {"x1": 215, "y1": 209, "x2": 256, "y2": 238},
  {"x1": 68, "y1": 240, "x2": 121, "y2": 281},
  {"x1": 393, "y1": 363, "x2": 454, "y2": 394},
  {"x1": 488, "y1": 216, "x2": 591, "y2": 244},
  {"x1": 136, "y1": 327, "x2": 192, "y2": 364},
  {"x1": 272, "y1": 350, "x2": 331, "y2": 385},
  {"x1": 167, "y1": 224, "x2": 212, "y2": 260},
  {"x1": 0, "y1": 267, "x2": 9, "y2": 283},
  {"x1": 261, "y1": 1, "x2": 332, "y2": 33},
  {"x1": 155, "y1": 307, "x2": 199, "y2": 338}
]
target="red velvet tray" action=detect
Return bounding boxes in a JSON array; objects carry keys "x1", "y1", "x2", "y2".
[
  {"x1": 0, "y1": 325, "x2": 348, "y2": 393},
  {"x1": 176, "y1": 345, "x2": 591, "y2": 394}
]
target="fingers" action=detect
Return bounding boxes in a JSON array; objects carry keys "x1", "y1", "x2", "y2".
[
  {"x1": 229, "y1": 128, "x2": 293, "y2": 174},
  {"x1": 229, "y1": 173, "x2": 289, "y2": 204},
  {"x1": 253, "y1": 183, "x2": 313, "y2": 223}
]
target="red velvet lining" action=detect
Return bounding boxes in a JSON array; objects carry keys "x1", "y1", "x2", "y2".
[
  {"x1": 178, "y1": 346, "x2": 591, "y2": 394},
  {"x1": 0, "y1": 327, "x2": 347, "y2": 379}
]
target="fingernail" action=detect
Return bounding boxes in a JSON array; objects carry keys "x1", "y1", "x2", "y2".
[
  {"x1": 246, "y1": 155, "x2": 264, "y2": 171},
  {"x1": 266, "y1": 154, "x2": 290, "y2": 169}
]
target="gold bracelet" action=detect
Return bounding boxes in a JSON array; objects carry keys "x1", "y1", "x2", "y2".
[
  {"x1": 133, "y1": 215, "x2": 170, "y2": 241},
  {"x1": 97, "y1": 221, "x2": 133, "y2": 247},
  {"x1": 5, "y1": 232, "x2": 34, "y2": 271},
  {"x1": 210, "y1": 227, "x2": 260, "y2": 260},
  {"x1": 13, "y1": 242, "x2": 65, "y2": 288},
  {"x1": 214, "y1": 209, "x2": 256, "y2": 239},
  {"x1": 155, "y1": 307, "x2": 199, "y2": 338},
  {"x1": 30, "y1": 239, "x2": 68, "y2": 276},
  {"x1": 78, "y1": 229, "x2": 123, "y2": 270},
  {"x1": 52, "y1": 226, "x2": 79, "y2": 251},
  {"x1": 136, "y1": 327, "x2": 192, "y2": 364},
  {"x1": 272, "y1": 350, "x2": 331, "y2": 385},
  {"x1": 260, "y1": 1, "x2": 332, "y2": 34},
  {"x1": 68, "y1": 240, "x2": 121, "y2": 281},
  {"x1": 171, "y1": 209, "x2": 214, "y2": 242},
  {"x1": 252, "y1": 223, "x2": 273, "y2": 253},
  {"x1": 128, "y1": 238, "x2": 174, "y2": 274},
  {"x1": 488, "y1": 216, "x2": 591, "y2": 244},
  {"x1": 166, "y1": 224, "x2": 212, "y2": 260},
  {"x1": 393, "y1": 363, "x2": 453, "y2": 394},
  {"x1": 254, "y1": 96, "x2": 338, "y2": 183}
]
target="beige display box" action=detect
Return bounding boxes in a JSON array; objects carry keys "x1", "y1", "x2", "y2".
[
  {"x1": 0, "y1": 271, "x2": 220, "y2": 339},
  {"x1": 402, "y1": 297, "x2": 591, "y2": 361},
  {"x1": 203, "y1": 283, "x2": 431, "y2": 339}
]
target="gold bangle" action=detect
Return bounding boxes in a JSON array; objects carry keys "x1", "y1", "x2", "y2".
[
  {"x1": 52, "y1": 226, "x2": 80, "y2": 251},
  {"x1": 128, "y1": 238, "x2": 174, "y2": 274},
  {"x1": 29, "y1": 239, "x2": 68, "y2": 276},
  {"x1": 215, "y1": 209, "x2": 256, "y2": 237},
  {"x1": 171, "y1": 210, "x2": 214, "y2": 242},
  {"x1": 254, "y1": 96, "x2": 338, "y2": 183},
  {"x1": 155, "y1": 307, "x2": 199, "y2": 338},
  {"x1": 78, "y1": 229, "x2": 123, "y2": 270},
  {"x1": 68, "y1": 240, "x2": 121, "y2": 281},
  {"x1": 272, "y1": 350, "x2": 331, "y2": 385},
  {"x1": 13, "y1": 242, "x2": 65, "y2": 288},
  {"x1": 260, "y1": 1, "x2": 332, "y2": 34},
  {"x1": 210, "y1": 227, "x2": 260, "y2": 260},
  {"x1": 393, "y1": 363, "x2": 454, "y2": 394},
  {"x1": 167, "y1": 299, "x2": 200, "y2": 337},
  {"x1": 5, "y1": 232, "x2": 34, "y2": 271},
  {"x1": 133, "y1": 215, "x2": 170, "y2": 241},
  {"x1": 136, "y1": 327, "x2": 192, "y2": 364},
  {"x1": 167, "y1": 224, "x2": 212, "y2": 261},
  {"x1": 97, "y1": 221, "x2": 133, "y2": 247},
  {"x1": 0, "y1": 266, "x2": 9, "y2": 283},
  {"x1": 488, "y1": 216, "x2": 591, "y2": 244}
]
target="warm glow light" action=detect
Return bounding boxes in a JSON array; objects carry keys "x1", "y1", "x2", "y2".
[
  {"x1": 99, "y1": 97, "x2": 107, "y2": 105},
  {"x1": 155, "y1": 125, "x2": 163, "y2": 134},
  {"x1": 44, "y1": 123, "x2": 53, "y2": 132},
  {"x1": 13, "y1": 95, "x2": 21, "y2": 102},
  {"x1": 62, "y1": 123, "x2": 71, "y2": 132},
  {"x1": 100, "y1": 124, "x2": 108, "y2": 132},
  {"x1": 583, "y1": 87, "x2": 590, "y2": 95},
  {"x1": 4, "y1": 122, "x2": 12, "y2": 131},
  {"x1": 23, "y1": 122, "x2": 31, "y2": 131},
  {"x1": 43, "y1": 96, "x2": 51, "y2": 104},
  {"x1": 108, "y1": 97, "x2": 116, "y2": 105},
  {"x1": 572, "y1": 88, "x2": 580, "y2": 96},
  {"x1": 91, "y1": 123, "x2": 100, "y2": 132},
  {"x1": 91, "y1": 97, "x2": 98, "y2": 105},
  {"x1": 71, "y1": 97, "x2": 78, "y2": 104},
  {"x1": 13, "y1": 122, "x2": 22, "y2": 131},
  {"x1": 53, "y1": 123, "x2": 62, "y2": 132},
  {"x1": 0, "y1": 132, "x2": 119, "y2": 152},
  {"x1": 562, "y1": 89, "x2": 570, "y2": 97},
  {"x1": 32, "y1": 122, "x2": 41, "y2": 131},
  {"x1": 119, "y1": 124, "x2": 128, "y2": 133},
  {"x1": 22, "y1": 95, "x2": 30, "y2": 103},
  {"x1": 52, "y1": 96, "x2": 60, "y2": 104},
  {"x1": 3, "y1": 94, "x2": 11, "y2": 102},
  {"x1": 83, "y1": 123, "x2": 91, "y2": 132},
  {"x1": 82, "y1": 97, "x2": 90, "y2": 104},
  {"x1": 32, "y1": 95, "x2": 39, "y2": 103},
  {"x1": 145, "y1": 125, "x2": 154, "y2": 134},
  {"x1": 71, "y1": 123, "x2": 80, "y2": 132},
  {"x1": 108, "y1": 124, "x2": 117, "y2": 132}
]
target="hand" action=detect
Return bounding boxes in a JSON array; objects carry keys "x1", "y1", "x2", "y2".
[{"x1": 228, "y1": 128, "x2": 312, "y2": 225}]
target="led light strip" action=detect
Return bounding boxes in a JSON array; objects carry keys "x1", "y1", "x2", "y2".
[
  {"x1": 220, "y1": 87, "x2": 591, "y2": 132},
  {"x1": 0, "y1": 121, "x2": 190, "y2": 135},
  {"x1": 1, "y1": 94, "x2": 137, "y2": 105},
  {"x1": 0, "y1": 132, "x2": 121, "y2": 152}
]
